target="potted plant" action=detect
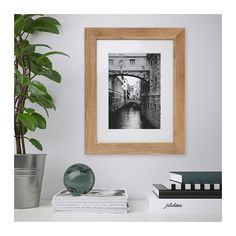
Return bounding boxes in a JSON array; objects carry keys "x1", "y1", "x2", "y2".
[{"x1": 14, "y1": 14, "x2": 69, "y2": 208}]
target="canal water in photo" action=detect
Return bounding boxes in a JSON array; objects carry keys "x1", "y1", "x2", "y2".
[{"x1": 109, "y1": 104, "x2": 155, "y2": 129}]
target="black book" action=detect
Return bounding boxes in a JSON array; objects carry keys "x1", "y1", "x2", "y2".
[
  {"x1": 169, "y1": 171, "x2": 222, "y2": 184},
  {"x1": 152, "y1": 184, "x2": 222, "y2": 199}
]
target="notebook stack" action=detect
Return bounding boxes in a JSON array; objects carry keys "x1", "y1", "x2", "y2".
[
  {"x1": 146, "y1": 171, "x2": 222, "y2": 215},
  {"x1": 51, "y1": 188, "x2": 129, "y2": 214}
]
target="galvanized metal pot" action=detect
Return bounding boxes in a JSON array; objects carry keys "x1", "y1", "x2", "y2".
[{"x1": 14, "y1": 154, "x2": 46, "y2": 209}]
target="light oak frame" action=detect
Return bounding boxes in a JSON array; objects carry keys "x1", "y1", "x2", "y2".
[{"x1": 85, "y1": 28, "x2": 185, "y2": 154}]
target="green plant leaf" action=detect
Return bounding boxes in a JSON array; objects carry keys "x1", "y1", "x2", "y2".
[
  {"x1": 18, "y1": 40, "x2": 36, "y2": 55},
  {"x1": 14, "y1": 46, "x2": 20, "y2": 57},
  {"x1": 43, "y1": 108, "x2": 49, "y2": 118},
  {"x1": 15, "y1": 122, "x2": 28, "y2": 135},
  {"x1": 31, "y1": 53, "x2": 52, "y2": 69},
  {"x1": 15, "y1": 69, "x2": 30, "y2": 85},
  {"x1": 24, "y1": 108, "x2": 35, "y2": 113},
  {"x1": 31, "y1": 17, "x2": 61, "y2": 34},
  {"x1": 50, "y1": 70, "x2": 61, "y2": 83},
  {"x1": 17, "y1": 113, "x2": 37, "y2": 131},
  {"x1": 20, "y1": 39, "x2": 29, "y2": 47},
  {"x1": 39, "y1": 69, "x2": 61, "y2": 83},
  {"x1": 29, "y1": 80, "x2": 47, "y2": 96},
  {"x1": 28, "y1": 138, "x2": 43, "y2": 151},
  {"x1": 36, "y1": 51, "x2": 70, "y2": 64},
  {"x1": 23, "y1": 15, "x2": 44, "y2": 34},
  {"x1": 28, "y1": 95, "x2": 36, "y2": 103},
  {"x1": 23, "y1": 17, "x2": 35, "y2": 34},
  {"x1": 46, "y1": 94, "x2": 56, "y2": 110},
  {"x1": 16, "y1": 39, "x2": 33, "y2": 55},
  {"x1": 31, "y1": 44, "x2": 52, "y2": 49},
  {"x1": 31, "y1": 112, "x2": 46, "y2": 129},
  {"x1": 14, "y1": 15, "x2": 25, "y2": 36},
  {"x1": 14, "y1": 14, "x2": 22, "y2": 21},
  {"x1": 30, "y1": 63, "x2": 43, "y2": 75},
  {"x1": 22, "y1": 125, "x2": 28, "y2": 135},
  {"x1": 37, "y1": 17, "x2": 61, "y2": 26},
  {"x1": 21, "y1": 45, "x2": 36, "y2": 55},
  {"x1": 32, "y1": 94, "x2": 56, "y2": 110},
  {"x1": 33, "y1": 24, "x2": 59, "y2": 34}
]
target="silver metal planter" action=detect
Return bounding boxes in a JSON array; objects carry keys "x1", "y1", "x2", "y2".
[{"x1": 14, "y1": 154, "x2": 46, "y2": 209}]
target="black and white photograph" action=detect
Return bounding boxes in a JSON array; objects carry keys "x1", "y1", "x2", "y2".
[{"x1": 108, "y1": 53, "x2": 161, "y2": 129}]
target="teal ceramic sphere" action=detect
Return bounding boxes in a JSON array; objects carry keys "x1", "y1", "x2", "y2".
[{"x1": 63, "y1": 163, "x2": 95, "y2": 196}]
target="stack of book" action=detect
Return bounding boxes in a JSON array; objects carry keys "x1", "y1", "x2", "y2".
[
  {"x1": 51, "y1": 188, "x2": 129, "y2": 214},
  {"x1": 146, "y1": 171, "x2": 222, "y2": 215}
]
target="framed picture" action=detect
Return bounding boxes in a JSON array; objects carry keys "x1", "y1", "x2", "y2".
[{"x1": 85, "y1": 28, "x2": 185, "y2": 154}]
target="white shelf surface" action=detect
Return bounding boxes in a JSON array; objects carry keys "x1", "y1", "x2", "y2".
[{"x1": 14, "y1": 200, "x2": 221, "y2": 222}]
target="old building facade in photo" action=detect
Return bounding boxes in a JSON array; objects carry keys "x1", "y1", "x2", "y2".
[
  {"x1": 108, "y1": 75, "x2": 125, "y2": 112},
  {"x1": 140, "y1": 54, "x2": 161, "y2": 128}
]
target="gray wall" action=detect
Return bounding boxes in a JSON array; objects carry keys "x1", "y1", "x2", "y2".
[{"x1": 27, "y1": 14, "x2": 222, "y2": 199}]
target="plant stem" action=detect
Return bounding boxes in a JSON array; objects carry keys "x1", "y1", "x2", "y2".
[
  {"x1": 14, "y1": 35, "x2": 28, "y2": 154},
  {"x1": 25, "y1": 33, "x2": 30, "y2": 40},
  {"x1": 14, "y1": 54, "x2": 22, "y2": 154},
  {"x1": 15, "y1": 136, "x2": 22, "y2": 154},
  {"x1": 19, "y1": 52, "x2": 31, "y2": 154},
  {"x1": 20, "y1": 123, "x2": 26, "y2": 154},
  {"x1": 15, "y1": 112, "x2": 22, "y2": 154}
]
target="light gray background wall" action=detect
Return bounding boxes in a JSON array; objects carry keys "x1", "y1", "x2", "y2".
[{"x1": 27, "y1": 14, "x2": 222, "y2": 199}]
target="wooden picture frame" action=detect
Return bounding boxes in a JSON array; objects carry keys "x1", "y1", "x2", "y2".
[{"x1": 85, "y1": 28, "x2": 185, "y2": 154}]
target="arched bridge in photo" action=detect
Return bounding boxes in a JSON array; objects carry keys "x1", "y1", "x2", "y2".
[{"x1": 108, "y1": 53, "x2": 150, "y2": 81}]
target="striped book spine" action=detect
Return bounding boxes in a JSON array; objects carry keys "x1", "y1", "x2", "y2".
[{"x1": 152, "y1": 184, "x2": 222, "y2": 199}]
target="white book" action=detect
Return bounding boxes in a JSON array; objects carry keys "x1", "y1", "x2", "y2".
[
  {"x1": 52, "y1": 207, "x2": 128, "y2": 214},
  {"x1": 52, "y1": 188, "x2": 128, "y2": 202},
  {"x1": 52, "y1": 202, "x2": 128, "y2": 209},
  {"x1": 52, "y1": 198, "x2": 128, "y2": 202},
  {"x1": 52, "y1": 198, "x2": 128, "y2": 203},
  {"x1": 145, "y1": 191, "x2": 222, "y2": 215}
]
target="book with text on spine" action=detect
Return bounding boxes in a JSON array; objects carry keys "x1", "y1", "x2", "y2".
[{"x1": 145, "y1": 191, "x2": 222, "y2": 215}]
